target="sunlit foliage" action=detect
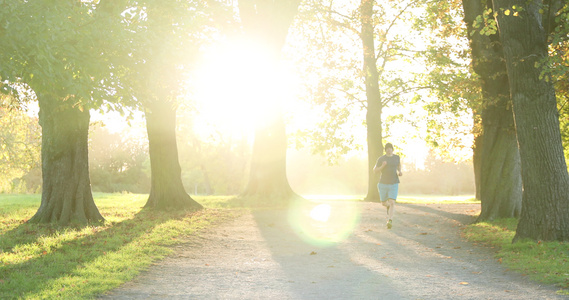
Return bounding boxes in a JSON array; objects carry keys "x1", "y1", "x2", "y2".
[
  {"x1": 415, "y1": 0, "x2": 480, "y2": 161},
  {"x1": 89, "y1": 124, "x2": 150, "y2": 193},
  {"x1": 540, "y1": 3, "x2": 569, "y2": 164},
  {"x1": 0, "y1": 105, "x2": 41, "y2": 193},
  {"x1": 289, "y1": 0, "x2": 429, "y2": 163}
]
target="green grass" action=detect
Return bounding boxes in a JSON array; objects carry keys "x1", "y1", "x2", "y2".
[
  {"x1": 397, "y1": 194, "x2": 479, "y2": 204},
  {"x1": 463, "y1": 218, "x2": 569, "y2": 294},
  {"x1": 0, "y1": 193, "x2": 238, "y2": 299},
  {"x1": 297, "y1": 194, "x2": 479, "y2": 204}
]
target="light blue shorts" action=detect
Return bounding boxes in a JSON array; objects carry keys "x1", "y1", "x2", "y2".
[{"x1": 377, "y1": 183, "x2": 399, "y2": 202}]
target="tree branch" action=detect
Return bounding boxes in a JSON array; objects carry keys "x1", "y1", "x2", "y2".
[
  {"x1": 381, "y1": 85, "x2": 433, "y2": 106},
  {"x1": 375, "y1": 0, "x2": 422, "y2": 62}
]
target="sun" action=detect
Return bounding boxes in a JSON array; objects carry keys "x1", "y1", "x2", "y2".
[{"x1": 186, "y1": 37, "x2": 300, "y2": 139}]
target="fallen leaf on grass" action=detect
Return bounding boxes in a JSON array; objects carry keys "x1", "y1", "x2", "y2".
[
  {"x1": 310, "y1": 251, "x2": 317, "y2": 255},
  {"x1": 419, "y1": 232, "x2": 428, "y2": 235}
]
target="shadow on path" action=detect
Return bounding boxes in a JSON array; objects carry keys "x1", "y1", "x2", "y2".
[
  {"x1": 251, "y1": 201, "x2": 406, "y2": 299},
  {"x1": 100, "y1": 201, "x2": 567, "y2": 300}
]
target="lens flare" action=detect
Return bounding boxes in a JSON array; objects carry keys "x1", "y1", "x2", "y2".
[
  {"x1": 310, "y1": 204, "x2": 331, "y2": 222},
  {"x1": 288, "y1": 199, "x2": 361, "y2": 247}
]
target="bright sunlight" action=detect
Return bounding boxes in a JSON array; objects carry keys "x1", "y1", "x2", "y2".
[
  {"x1": 288, "y1": 200, "x2": 361, "y2": 247},
  {"x1": 309, "y1": 204, "x2": 332, "y2": 222},
  {"x1": 187, "y1": 37, "x2": 301, "y2": 139}
]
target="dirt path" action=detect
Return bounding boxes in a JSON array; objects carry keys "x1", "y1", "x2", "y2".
[{"x1": 100, "y1": 201, "x2": 567, "y2": 299}]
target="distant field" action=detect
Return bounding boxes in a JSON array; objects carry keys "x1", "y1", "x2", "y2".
[
  {"x1": 397, "y1": 194, "x2": 478, "y2": 203},
  {"x1": 301, "y1": 194, "x2": 478, "y2": 204},
  {"x1": 0, "y1": 193, "x2": 479, "y2": 209}
]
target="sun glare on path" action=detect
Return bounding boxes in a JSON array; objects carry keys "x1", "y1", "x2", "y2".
[
  {"x1": 187, "y1": 38, "x2": 302, "y2": 139},
  {"x1": 310, "y1": 204, "x2": 332, "y2": 222},
  {"x1": 288, "y1": 199, "x2": 361, "y2": 247}
]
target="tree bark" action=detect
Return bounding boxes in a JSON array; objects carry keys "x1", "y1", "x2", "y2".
[
  {"x1": 144, "y1": 101, "x2": 203, "y2": 211},
  {"x1": 493, "y1": 0, "x2": 569, "y2": 241},
  {"x1": 361, "y1": 0, "x2": 382, "y2": 202},
  {"x1": 238, "y1": 0, "x2": 301, "y2": 202},
  {"x1": 477, "y1": 104, "x2": 521, "y2": 220},
  {"x1": 472, "y1": 118, "x2": 482, "y2": 201},
  {"x1": 29, "y1": 93, "x2": 104, "y2": 224},
  {"x1": 243, "y1": 111, "x2": 296, "y2": 198},
  {"x1": 463, "y1": 0, "x2": 522, "y2": 221}
]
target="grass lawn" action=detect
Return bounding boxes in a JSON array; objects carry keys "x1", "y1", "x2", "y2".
[
  {"x1": 463, "y1": 218, "x2": 569, "y2": 295},
  {"x1": 0, "y1": 193, "x2": 238, "y2": 299}
]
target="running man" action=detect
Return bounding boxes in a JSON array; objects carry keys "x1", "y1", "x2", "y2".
[{"x1": 373, "y1": 143, "x2": 402, "y2": 229}]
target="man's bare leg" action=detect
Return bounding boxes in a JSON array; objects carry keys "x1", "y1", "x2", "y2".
[
  {"x1": 387, "y1": 199, "x2": 395, "y2": 220},
  {"x1": 386, "y1": 199, "x2": 395, "y2": 229}
]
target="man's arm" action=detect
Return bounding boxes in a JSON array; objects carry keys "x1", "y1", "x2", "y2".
[{"x1": 374, "y1": 160, "x2": 387, "y2": 174}]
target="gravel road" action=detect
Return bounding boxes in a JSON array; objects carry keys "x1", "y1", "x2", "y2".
[{"x1": 100, "y1": 201, "x2": 568, "y2": 299}]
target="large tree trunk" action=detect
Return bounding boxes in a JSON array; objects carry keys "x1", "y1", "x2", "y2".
[
  {"x1": 361, "y1": 0, "x2": 382, "y2": 202},
  {"x1": 493, "y1": 0, "x2": 569, "y2": 241},
  {"x1": 238, "y1": 0, "x2": 301, "y2": 202},
  {"x1": 472, "y1": 118, "x2": 482, "y2": 200},
  {"x1": 29, "y1": 93, "x2": 104, "y2": 224},
  {"x1": 463, "y1": 0, "x2": 522, "y2": 221},
  {"x1": 243, "y1": 110, "x2": 296, "y2": 198},
  {"x1": 477, "y1": 104, "x2": 522, "y2": 220},
  {"x1": 144, "y1": 101, "x2": 202, "y2": 211}
]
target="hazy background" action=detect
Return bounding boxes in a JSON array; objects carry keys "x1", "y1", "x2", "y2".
[{"x1": 0, "y1": 106, "x2": 474, "y2": 197}]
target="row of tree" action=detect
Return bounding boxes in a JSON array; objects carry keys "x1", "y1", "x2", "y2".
[
  {"x1": 2, "y1": 0, "x2": 569, "y2": 242},
  {"x1": 289, "y1": 0, "x2": 569, "y2": 241},
  {"x1": 419, "y1": 0, "x2": 569, "y2": 241},
  {"x1": 461, "y1": 0, "x2": 569, "y2": 242},
  {"x1": 1, "y1": 0, "x2": 225, "y2": 223},
  {"x1": 1, "y1": 107, "x2": 475, "y2": 196},
  {"x1": 0, "y1": 0, "x2": 308, "y2": 224}
]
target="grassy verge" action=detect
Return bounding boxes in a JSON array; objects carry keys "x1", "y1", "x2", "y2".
[
  {"x1": 397, "y1": 194, "x2": 479, "y2": 204},
  {"x1": 294, "y1": 194, "x2": 480, "y2": 204},
  {"x1": 463, "y1": 218, "x2": 569, "y2": 294},
  {"x1": 0, "y1": 193, "x2": 238, "y2": 299}
]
